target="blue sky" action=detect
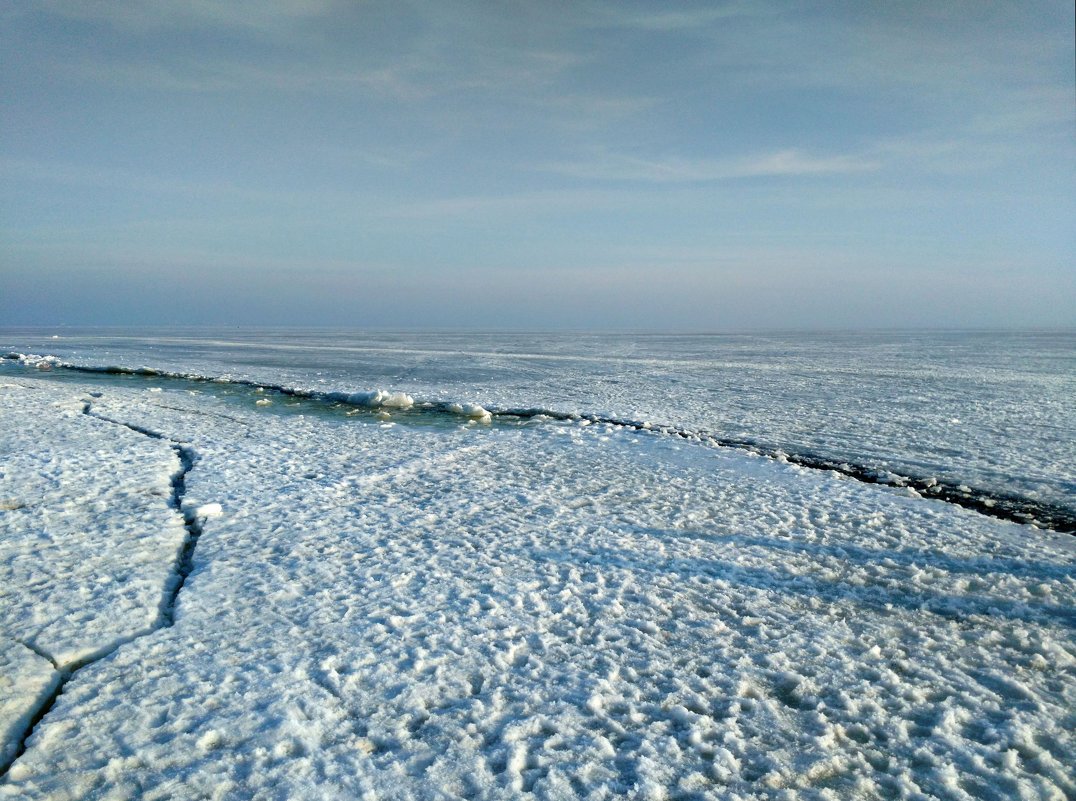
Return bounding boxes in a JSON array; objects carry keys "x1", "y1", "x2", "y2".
[{"x1": 1, "y1": 1, "x2": 1073, "y2": 329}]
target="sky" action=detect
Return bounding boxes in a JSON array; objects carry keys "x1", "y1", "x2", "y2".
[{"x1": 1, "y1": 1, "x2": 1073, "y2": 330}]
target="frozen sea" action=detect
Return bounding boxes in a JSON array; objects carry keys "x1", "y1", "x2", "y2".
[{"x1": 0, "y1": 328, "x2": 1074, "y2": 800}]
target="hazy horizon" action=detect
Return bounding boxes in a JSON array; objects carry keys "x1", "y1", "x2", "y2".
[
  {"x1": 4, "y1": 325, "x2": 1075, "y2": 339},
  {"x1": 2, "y1": 2, "x2": 1073, "y2": 330}
]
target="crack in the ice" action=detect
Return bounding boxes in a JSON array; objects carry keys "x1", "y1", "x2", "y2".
[
  {"x1": 494, "y1": 408, "x2": 1076, "y2": 535},
  {"x1": 80, "y1": 401, "x2": 204, "y2": 627},
  {"x1": 0, "y1": 399, "x2": 207, "y2": 780},
  {"x1": 0, "y1": 644, "x2": 61, "y2": 778},
  {"x1": 11, "y1": 639, "x2": 58, "y2": 671}
]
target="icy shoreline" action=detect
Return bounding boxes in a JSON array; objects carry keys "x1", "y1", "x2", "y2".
[
  {"x1": 4, "y1": 354, "x2": 1072, "y2": 534},
  {"x1": 1, "y1": 375, "x2": 1074, "y2": 800},
  {"x1": 4, "y1": 329, "x2": 1072, "y2": 520}
]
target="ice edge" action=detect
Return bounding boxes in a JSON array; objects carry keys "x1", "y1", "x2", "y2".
[{"x1": 3, "y1": 352, "x2": 1073, "y2": 535}]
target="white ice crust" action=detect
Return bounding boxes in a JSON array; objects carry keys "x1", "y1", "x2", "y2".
[
  {"x1": 0, "y1": 376, "x2": 1073, "y2": 800},
  {"x1": 329, "y1": 389, "x2": 415, "y2": 410},
  {"x1": 0, "y1": 641, "x2": 58, "y2": 768},
  {"x1": 0, "y1": 384, "x2": 188, "y2": 669}
]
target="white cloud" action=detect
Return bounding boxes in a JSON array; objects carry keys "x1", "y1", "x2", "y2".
[{"x1": 542, "y1": 149, "x2": 880, "y2": 183}]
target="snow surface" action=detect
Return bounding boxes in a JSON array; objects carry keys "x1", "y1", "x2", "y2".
[
  {"x1": 0, "y1": 383, "x2": 188, "y2": 668},
  {"x1": 1, "y1": 374, "x2": 1074, "y2": 800},
  {"x1": 0, "y1": 640, "x2": 57, "y2": 768}
]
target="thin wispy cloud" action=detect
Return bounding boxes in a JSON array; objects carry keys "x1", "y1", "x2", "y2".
[
  {"x1": 51, "y1": 56, "x2": 434, "y2": 98},
  {"x1": 598, "y1": 4, "x2": 763, "y2": 32},
  {"x1": 0, "y1": 157, "x2": 296, "y2": 203},
  {"x1": 542, "y1": 149, "x2": 880, "y2": 183},
  {"x1": 36, "y1": 0, "x2": 336, "y2": 37},
  {"x1": 27, "y1": 9, "x2": 587, "y2": 103}
]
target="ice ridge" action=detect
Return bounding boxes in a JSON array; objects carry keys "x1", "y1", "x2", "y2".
[{"x1": 3, "y1": 352, "x2": 1073, "y2": 534}]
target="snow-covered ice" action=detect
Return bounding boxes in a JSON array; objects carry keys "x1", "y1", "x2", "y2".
[
  {"x1": 0, "y1": 641, "x2": 57, "y2": 769},
  {"x1": 0, "y1": 383, "x2": 189, "y2": 669},
  {"x1": 0, "y1": 368, "x2": 1073, "y2": 800}
]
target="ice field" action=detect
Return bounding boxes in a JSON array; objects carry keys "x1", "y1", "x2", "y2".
[
  {"x1": 0, "y1": 330, "x2": 1074, "y2": 799},
  {"x1": 3, "y1": 329, "x2": 1074, "y2": 518}
]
